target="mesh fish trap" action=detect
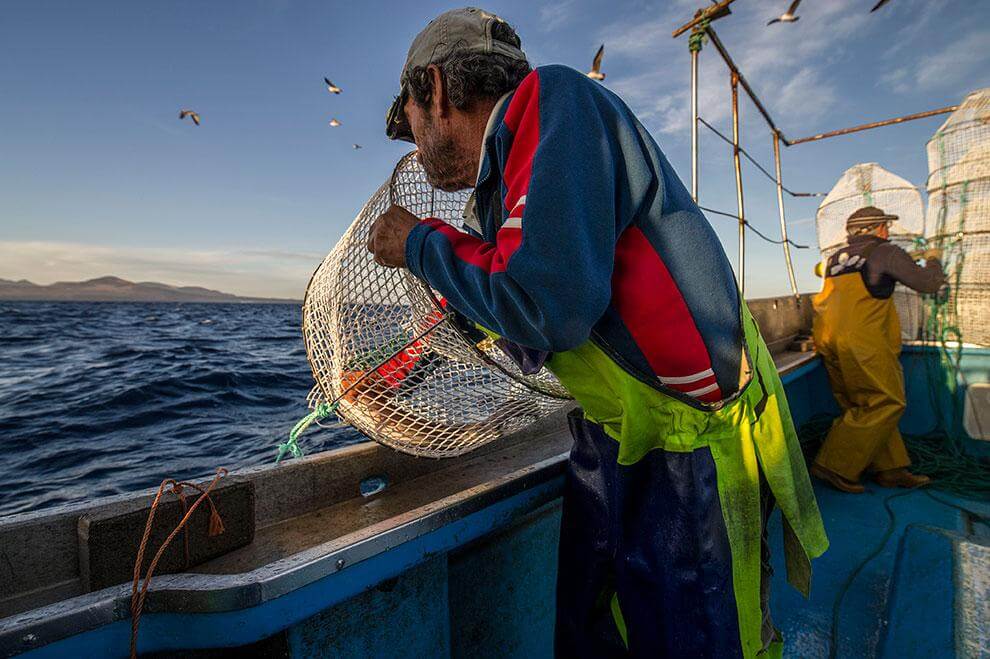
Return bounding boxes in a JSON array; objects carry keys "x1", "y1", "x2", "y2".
[
  {"x1": 301, "y1": 152, "x2": 571, "y2": 458},
  {"x1": 926, "y1": 88, "x2": 990, "y2": 347},
  {"x1": 816, "y1": 163, "x2": 925, "y2": 253},
  {"x1": 816, "y1": 163, "x2": 926, "y2": 340}
]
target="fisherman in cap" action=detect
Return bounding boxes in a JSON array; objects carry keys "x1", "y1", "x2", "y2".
[
  {"x1": 368, "y1": 8, "x2": 828, "y2": 657},
  {"x1": 811, "y1": 206, "x2": 946, "y2": 493}
]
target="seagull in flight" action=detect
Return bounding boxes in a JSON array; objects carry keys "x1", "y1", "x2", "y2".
[
  {"x1": 353, "y1": 143, "x2": 362, "y2": 150},
  {"x1": 324, "y1": 77, "x2": 342, "y2": 94},
  {"x1": 329, "y1": 118, "x2": 341, "y2": 127},
  {"x1": 767, "y1": 0, "x2": 801, "y2": 25},
  {"x1": 586, "y1": 44, "x2": 605, "y2": 81},
  {"x1": 870, "y1": 0, "x2": 892, "y2": 11},
  {"x1": 178, "y1": 109, "x2": 201, "y2": 126}
]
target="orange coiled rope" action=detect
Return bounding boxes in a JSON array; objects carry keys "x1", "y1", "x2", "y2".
[{"x1": 129, "y1": 467, "x2": 228, "y2": 658}]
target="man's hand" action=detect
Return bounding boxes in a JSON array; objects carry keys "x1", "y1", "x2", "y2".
[
  {"x1": 367, "y1": 204, "x2": 420, "y2": 268},
  {"x1": 921, "y1": 247, "x2": 943, "y2": 262},
  {"x1": 909, "y1": 247, "x2": 944, "y2": 262}
]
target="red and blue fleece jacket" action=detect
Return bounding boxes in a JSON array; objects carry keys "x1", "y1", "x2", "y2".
[{"x1": 404, "y1": 65, "x2": 743, "y2": 406}]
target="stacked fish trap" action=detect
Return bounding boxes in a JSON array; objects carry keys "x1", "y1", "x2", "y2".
[
  {"x1": 816, "y1": 163, "x2": 926, "y2": 340},
  {"x1": 926, "y1": 88, "x2": 990, "y2": 347},
  {"x1": 302, "y1": 152, "x2": 571, "y2": 458}
]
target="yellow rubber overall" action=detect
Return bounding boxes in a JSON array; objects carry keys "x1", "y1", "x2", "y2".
[{"x1": 811, "y1": 273, "x2": 911, "y2": 481}]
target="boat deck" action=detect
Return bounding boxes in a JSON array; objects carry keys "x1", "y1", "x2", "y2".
[
  {"x1": 769, "y1": 482, "x2": 990, "y2": 657},
  {"x1": 2, "y1": 294, "x2": 987, "y2": 657}
]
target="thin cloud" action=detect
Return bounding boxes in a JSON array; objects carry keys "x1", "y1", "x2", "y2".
[
  {"x1": 916, "y1": 30, "x2": 990, "y2": 91},
  {"x1": 881, "y1": 0, "x2": 950, "y2": 59},
  {"x1": 881, "y1": 28, "x2": 990, "y2": 94},
  {"x1": 0, "y1": 241, "x2": 321, "y2": 299},
  {"x1": 879, "y1": 67, "x2": 912, "y2": 94},
  {"x1": 598, "y1": 17, "x2": 670, "y2": 60},
  {"x1": 538, "y1": 0, "x2": 577, "y2": 32},
  {"x1": 599, "y1": 0, "x2": 869, "y2": 136}
]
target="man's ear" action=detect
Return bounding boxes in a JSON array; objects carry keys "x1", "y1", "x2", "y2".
[{"x1": 428, "y1": 65, "x2": 448, "y2": 118}]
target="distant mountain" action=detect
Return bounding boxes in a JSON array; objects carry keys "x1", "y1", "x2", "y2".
[{"x1": 0, "y1": 276, "x2": 300, "y2": 304}]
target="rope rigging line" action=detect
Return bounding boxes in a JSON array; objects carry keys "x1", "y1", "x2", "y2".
[
  {"x1": 687, "y1": 17, "x2": 710, "y2": 53},
  {"x1": 697, "y1": 117, "x2": 826, "y2": 198},
  {"x1": 698, "y1": 205, "x2": 809, "y2": 248},
  {"x1": 129, "y1": 468, "x2": 228, "y2": 659}
]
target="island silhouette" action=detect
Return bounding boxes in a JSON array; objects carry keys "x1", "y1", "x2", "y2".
[{"x1": 0, "y1": 276, "x2": 300, "y2": 304}]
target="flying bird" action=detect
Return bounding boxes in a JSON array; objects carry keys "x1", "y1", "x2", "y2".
[
  {"x1": 767, "y1": 0, "x2": 801, "y2": 25},
  {"x1": 329, "y1": 118, "x2": 341, "y2": 127},
  {"x1": 178, "y1": 109, "x2": 201, "y2": 126},
  {"x1": 586, "y1": 44, "x2": 605, "y2": 81},
  {"x1": 324, "y1": 77, "x2": 342, "y2": 94},
  {"x1": 870, "y1": 0, "x2": 892, "y2": 11},
  {"x1": 353, "y1": 143, "x2": 362, "y2": 149}
]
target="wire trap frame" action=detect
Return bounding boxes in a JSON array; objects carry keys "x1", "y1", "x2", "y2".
[{"x1": 298, "y1": 151, "x2": 571, "y2": 459}]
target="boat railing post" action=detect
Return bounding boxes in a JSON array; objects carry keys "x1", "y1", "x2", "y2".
[
  {"x1": 731, "y1": 71, "x2": 745, "y2": 295},
  {"x1": 773, "y1": 131, "x2": 800, "y2": 299}
]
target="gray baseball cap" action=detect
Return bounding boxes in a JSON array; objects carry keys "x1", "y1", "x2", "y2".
[{"x1": 385, "y1": 7, "x2": 527, "y2": 142}]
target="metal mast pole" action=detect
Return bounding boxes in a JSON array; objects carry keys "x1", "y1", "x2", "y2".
[
  {"x1": 772, "y1": 131, "x2": 799, "y2": 297},
  {"x1": 690, "y1": 48, "x2": 699, "y2": 201},
  {"x1": 730, "y1": 72, "x2": 745, "y2": 295}
]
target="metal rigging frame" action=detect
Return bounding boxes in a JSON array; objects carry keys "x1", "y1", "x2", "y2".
[{"x1": 675, "y1": 1, "x2": 958, "y2": 297}]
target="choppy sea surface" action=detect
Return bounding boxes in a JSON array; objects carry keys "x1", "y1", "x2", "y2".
[{"x1": 0, "y1": 302, "x2": 364, "y2": 518}]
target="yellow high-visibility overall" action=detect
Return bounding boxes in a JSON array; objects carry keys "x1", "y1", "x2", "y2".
[{"x1": 811, "y1": 272, "x2": 911, "y2": 481}]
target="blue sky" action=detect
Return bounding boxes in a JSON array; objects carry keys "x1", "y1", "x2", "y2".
[{"x1": 1, "y1": 0, "x2": 987, "y2": 298}]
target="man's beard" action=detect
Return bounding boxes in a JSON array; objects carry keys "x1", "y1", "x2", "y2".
[{"x1": 417, "y1": 117, "x2": 473, "y2": 192}]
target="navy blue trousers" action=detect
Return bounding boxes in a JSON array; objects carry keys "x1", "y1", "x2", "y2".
[{"x1": 554, "y1": 410, "x2": 775, "y2": 658}]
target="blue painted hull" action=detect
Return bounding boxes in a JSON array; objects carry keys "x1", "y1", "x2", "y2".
[{"x1": 9, "y1": 346, "x2": 989, "y2": 658}]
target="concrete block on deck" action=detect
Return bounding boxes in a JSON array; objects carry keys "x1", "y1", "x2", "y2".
[{"x1": 78, "y1": 479, "x2": 255, "y2": 592}]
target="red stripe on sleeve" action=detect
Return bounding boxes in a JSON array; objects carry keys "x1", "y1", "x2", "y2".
[
  {"x1": 611, "y1": 226, "x2": 722, "y2": 400},
  {"x1": 411, "y1": 72, "x2": 540, "y2": 278},
  {"x1": 501, "y1": 71, "x2": 540, "y2": 217},
  {"x1": 427, "y1": 222, "x2": 519, "y2": 275},
  {"x1": 492, "y1": 227, "x2": 522, "y2": 273}
]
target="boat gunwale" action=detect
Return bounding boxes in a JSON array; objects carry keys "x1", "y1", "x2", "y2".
[
  {"x1": 0, "y1": 443, "x2": 570, "y2": 655},
  {"x1": 0, "y1": 294, "x2": 821, "y2": 654}
]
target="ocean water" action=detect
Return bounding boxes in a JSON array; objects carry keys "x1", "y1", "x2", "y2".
[{"x1": 0, "y1": 302, "x2": 364, "y2": 518}]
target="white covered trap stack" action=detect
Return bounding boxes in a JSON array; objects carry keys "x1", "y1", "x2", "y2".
[
  {"x1": 816, "y1": 163, "x2": 926, "y2": 340},
  {"x1": 926, "y1": 88, "x2": 990, "y2": 346},
  {"x1": 302, "y1": 152, "x2": 571, "y2": 458}
]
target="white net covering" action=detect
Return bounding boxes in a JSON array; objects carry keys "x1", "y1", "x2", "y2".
[
  {"x1": 817, "y1": 163, "x2": 925, "y2": 340},
  {"x1": 302, "y1": 152, "x2": 571, "y2": 458},
  {"x1": 926, "y1": 88, "x2": 990, "y2": 346}
]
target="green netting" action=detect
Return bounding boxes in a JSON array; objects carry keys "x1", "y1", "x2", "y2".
[
  {"x1": 925, "y1": 88, "x2": 990, "y2": 349},
  {"x1": 798, "y1": 415, "x2": 990, "y2": 499}
]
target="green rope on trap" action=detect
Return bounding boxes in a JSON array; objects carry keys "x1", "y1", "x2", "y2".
[
  {"x1": 918, "y1": 131, "x2": 971, "y2": 421},
  {"x1": 277, "y1": 402, "x2": 338, "y2": 463}
]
